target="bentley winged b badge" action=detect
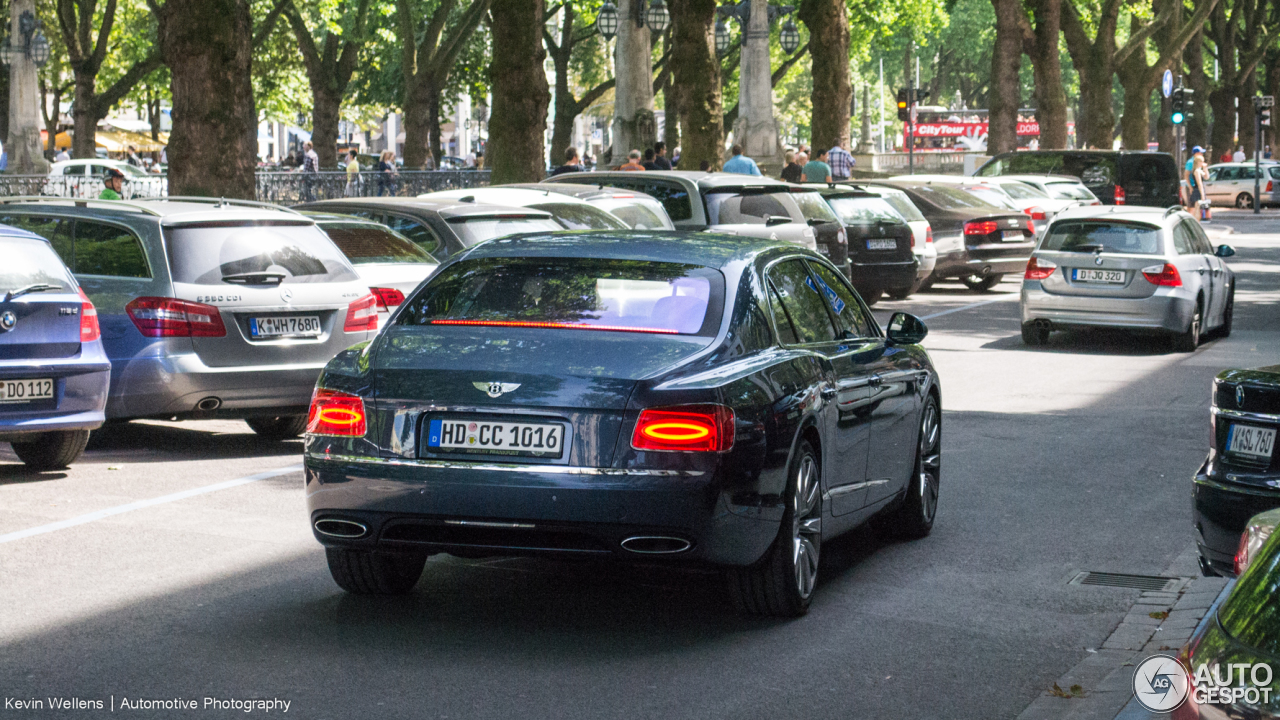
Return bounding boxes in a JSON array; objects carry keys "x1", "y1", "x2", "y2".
[{"x1": 474, "y1": 381, "x2": 521, "y2": 398}]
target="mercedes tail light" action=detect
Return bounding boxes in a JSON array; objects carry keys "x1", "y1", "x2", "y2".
[
  {"x1": 1114, "y1": 185, "x2": 1126, "y2": 204},
  {"x1": 963, "y1": 220, "x2": 999, "y2": 236},
  {"x1": 1141, "y1": 263, "x2": 1182, "y2": 287},
  {"x1": 306, "y1": 388, "x2": 367, "y2": 437},
  {"x1": 370, "y1": 287, "x2": 405, "y2": 311},
  {"x1": 631, "y1": 404, "x2": 735, "y2": 452},
  {"x1": 343, "y1": 294, "x2": 378, "y2": 332},
  {"x1": 78, "y1": 287, "x2": 100, "y2": 342},
  {"x1": 1234, "y1": 509, "x2": 1280, "y2": 575},
  {"x1": 1024, "y1": 256, "x2": 1057, "y2": 280},
  {"x1": 126, "y1": 297, "x2": 226, "y2": 337}
]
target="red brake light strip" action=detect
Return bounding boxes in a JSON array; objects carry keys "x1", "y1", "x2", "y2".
[{"x1": 429, "y1": 319, "x2": 679, "y2": 335}]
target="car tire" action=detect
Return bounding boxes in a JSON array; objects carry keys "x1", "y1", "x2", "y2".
[
  {"x1": 1021, "y1": 322, "x2": 1050, "y2": 346},
  {"x1": 727, "y1": 439, "x2": 822, "y2": 617},
  {"x1": 882, "y1": 395, "x2": 940, "y2": 539},
  {"x1": 325, "y1": 548, "x2": 427, "y2": 595},
  {"x1": 1215, "y1": 283, "x2": 1235, "y2": 338},
  {"x1": 886, "y1": 286, "x2": 914, "y2": 300},
  {"x1": 1171, "y1": 300, "x2": 1203, "y2": 353},
  {"x1": 245, "y1": 415, "x2": 308, "y2": 440},
  {"x1": 12, "y1": 430, "x2": 91, "y2": 471},
  {"x1": 961, "y1": 273, "x2": 1003, "y2": 292},
  {"x1": 859, "y1": 287, "x2": 883, "y2": 306},
  {"x1": 1235, "y1": 193, "x2": 1254, "y2": 209}
]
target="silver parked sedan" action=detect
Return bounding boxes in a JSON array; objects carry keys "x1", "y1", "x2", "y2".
[{"x1": 1020, "y1": 206, "x2": 1235, "y2": 351}]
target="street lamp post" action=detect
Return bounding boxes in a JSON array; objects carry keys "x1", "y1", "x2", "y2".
[{"x1": 2, "y1": 1, "x2": 50, "y2": 173}]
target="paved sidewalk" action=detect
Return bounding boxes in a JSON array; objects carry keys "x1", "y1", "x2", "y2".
[{"x1": 1016, "y1": 548, "x2": 1232, "y2": 720}]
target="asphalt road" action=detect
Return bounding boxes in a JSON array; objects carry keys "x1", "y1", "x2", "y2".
[{"x1": 2, "y1": 210, "x2": 1278, "y2": 720}]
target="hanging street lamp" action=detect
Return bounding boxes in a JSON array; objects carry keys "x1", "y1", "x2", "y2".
[
  {"x1": 779, "y1": 18, "x2": 800, "y2": 54},
  {"x1": 645, "y1": 0, "x2": 670, "y2": 34},
  {"x1": 714, "y1": 19, "x2": 731, "y2": 55},
  {"x1": 596, "y1": 1, "x2": 619, "y2": 41}
]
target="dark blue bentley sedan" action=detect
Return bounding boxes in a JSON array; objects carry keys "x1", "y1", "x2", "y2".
[{"x1": 303, "y1": 232, "x2": 942, "y2": 616}]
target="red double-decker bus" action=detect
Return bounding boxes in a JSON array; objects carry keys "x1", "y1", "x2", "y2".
[{"x1": 903, "y1": 107, "x2": 1052, "y2": 152}]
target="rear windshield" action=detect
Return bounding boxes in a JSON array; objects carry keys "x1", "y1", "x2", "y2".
[
  {"x1": 978, "y1": 153, "x2": 1120, "y2": 187},
  {"x1": 910, "y1": 185, "x2": 997, "y2": 210},
  {"x1": 164, "y1": 222, "x2": 360, "y2": 285},
  {"x1": 1269, "y1": 167, "x2": 1280, "y2": 180},
  {"x1": 1044, "y1": 182, "x2": 1097, "y2": 200},
  {"x1": 1041, "y1": 221, "x2": 1162, "y2": 254},
  {"x1": 447, "y1": 216, "x2": 563, "y2": 246},
  {"x1": 1218, "y1": 531, "x2": 1280, "y2": 657},
  {"x1": 319, "y1": 223, "x2": 438, "y2": 265},
  {"x1": 0, "y1": 236, "x2": 74, "y2": 293},
  {"x1": 597, "y1": 200, "x2": 675, "y2": 230},
  {"x1": 875, "y1": 191, "x2": 927, "y2": 222},
  {"x1": 528, "y1": 202, "x2": 629, "y2": 230},
  {"x1": 397, "y1": 258, "x2": 723, "y2": 336},
  {"x1": 998, "y1": 183, "x2": 1048, "y2": 200},
  {"x1": 962, "y1": 186, "x2": 1019, "y2": 210},
  {"x1": 827, "y1": 197, "x2": 905, "y2": 225},
  {"x1": 790, "y1": 192, "x2": 840, "y2": 223},
  {"x1": 704, "y1": 191, "x2": 799, "y2": 225}
]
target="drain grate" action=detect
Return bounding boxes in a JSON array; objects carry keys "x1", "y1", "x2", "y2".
[{"x1": 1069, "y1": 572, "x2": 1189, "y2": 593}]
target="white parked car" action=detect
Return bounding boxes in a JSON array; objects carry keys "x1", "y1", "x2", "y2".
[
  {"x1": 996, "y1": 174, "x2": 1102, "y2": 205},
  {"x1": 45, "y1": 159, "x2": 166, "y2": 199}
]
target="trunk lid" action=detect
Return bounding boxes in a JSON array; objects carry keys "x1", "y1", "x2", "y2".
[
  {"x1": 1034, "y1": 217, "x2": 1165, "y2": 298},
  {"x1": 0, "y1": 292, "x2": 84, "y2": 359}
]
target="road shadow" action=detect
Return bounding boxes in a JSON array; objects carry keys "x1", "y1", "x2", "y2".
[
  {"x1": 980, "y1": 326, "x2": 1191, "y2": 356},
  {"x1": 0, "y1": 465, "x2": 68, "y2": 486},
  {"x1": 72, "y1": 421, "x2": 302, "y2": 464}
]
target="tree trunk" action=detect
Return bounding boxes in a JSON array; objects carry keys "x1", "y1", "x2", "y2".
[
  {"x1": 70, "y1": 74, "x2": 98, "y2": 159},
  {"x1": 1209, "y1": 87, "x2": 1235, "y2": 160},
  {"x1": 311, "y1": 87, "x2": 341, "y2": 169},
  {"x1": 1237, "y1": 72, "x2": 1258, "y2": 158},
  {"x1": 1186, "y1": 31, "x2": 1209, "y2": 150},
  {"x1": 402, "y1": 81, "x2": 431, "y2": 169},
  {"x1": 1157, "y1": 95, "x2": 1174, "y2": 154},
  {"x1": 798, "y1": 0, "x2": 851, "y2": 152},
  {"x1": 548, "y1": 21, "x2": 575, "y2": 166},
  {"x1": 611, "y1": 0, "x2": 655, "y2": 165},
  {"x1": 988, "y1": 0, "x2": 1023, "y2": 154},
  {"x1": 1078, "y1": 60, "x2": 1116, "y2": 149},
  {"x1": 428, "y1": 81, "x2": 443, "y2": 167},
  {"x1": 1029, "y1": 0, "x2": 1068, "y2": 148},
  {"x1": 668, "y1": 0, "x2": 723, "y2": 170},
  {"x1": 155, "y1": 0, "x2": 257, "y2": 199},
  {"x1": 1267, "y1": 49, "x2": 1280, "y2": 157},
  {"x1": 487, "y1": 0, "x2": 550, "y2": 183},
  {"x1": 1118, "y1": 70, "x2": 1152, "y2": 151}
]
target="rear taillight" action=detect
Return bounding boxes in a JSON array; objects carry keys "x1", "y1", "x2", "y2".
[
  {"x1": 1141, "y1": 263, "x2": 1182, "y2": 287},
  {"x1": 77, "y1": 287, "x2": 99, "y2": 342},
  {"x1": 1024, "y1": 206, "x2": 1047, "y2": 220},
  {"x1": 343, "y1": 294, "x2": 378, "y2": 332},
  {"x1": 631, "y1": 404, "x2": 734, "y2": 453},
  {"x1": 964, "y1": 220, "x2": 999, "y2": 236},
  {"x1": 1024, "y1": 256, "x2": 1057, "y2": 280},
  {"x1": 1234, "y1": 510, "x2": 1280, "y2": 575},
  {"x1": 306, "y1": 388, "x2": 367, "y2": 437},
  {"x1": 925, "y1": 226, "x2": 934, "y2": 244},
  {"x1": 125, "y1": 297, "x2": 226, "y2": 337},
  {"x1": 370, "y1": 287, "x2": 405, "y2": 311},
  {"x1": 1026, "y1": 220, "x2": 1035, "y2": 234},
  {"x1": 1267, "y1": 180, "x2": 1274, "y2": 193},
  {"x1": 1114, "y1": 185, "x2": 1126, "y2": 204}
]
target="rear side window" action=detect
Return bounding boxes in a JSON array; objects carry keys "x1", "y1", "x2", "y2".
[
  {"x1": 0, "y1": 216, "x2": 72, "y2": 263},
  {"x1": 600, "y1": 201, "x2": 674, "y2": 230},
  {"x1": 911, "y1": 185, "x2": 995, "y2": 210},
  {"x1": 791, "y1": 192, "x2": 840, "y2": 223},
  {"x1": 600, "y1": 179, "x2": 693, "y2": 222},
  {"x1": 1268, "y1": 167, "x2": 1280, "y2": 180},
  {"x1": 164, "y1": 222, "x2": 358, "y2": 285},
  {"x1": 999, "y1": 183, "x2": 1048, "y2": 200},
  {"x1": 1041, "y1": 221, "x2": 1162, "y2": 255},
  {"x1": 447, "y1": 216, "x2": 563, "y2": 246},
  {"x1": 529, "y1": 202, "x2": 629, "y2": 230},
  {"x1": 319, "y1": 223, "x2": 438, "y2": 265},
  {"x1": 875, "y1": 191, "x2": 927, "y2": 222},
  {"x1": 1044, "y1": 182, "x2": 1096, "y2": 200},
  {"x1": 1062, "y1": 155, "x2": 1118, "y2": 187},
  {"x1": 827, "y1": 197, "x2": 905, "y2": 225},
  {"x1": 705, "y1": 192, "x2": 797, "y2": 225},
  {"x1": 74, "y1": 221, "x2": 150, "y2": 278},
  {"x1": 0, "y1": 237, "x2": 74, "y2": 293},
  {"x1": 383, "y1": 214, "x2": 444, "y2": 255},
  {"x1": 767, "y1": 259, "x2": 837, "y2": 345},
  {"x1": 962, "y1": 186, "x2": 1019, "y2": 210},
  {"x1": 397, "y1": 258, "x2": 723, "y2": 337},
  {"x1": 1172, "y1": 223, "x2": 1196, "y2": 255}
]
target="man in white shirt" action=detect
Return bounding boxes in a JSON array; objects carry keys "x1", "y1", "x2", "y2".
[
  {"x1": 1233, "y1": 146, "x2": 1247, "y2": 162},
  {"x1": 54, "y1": 148, "x2": 70, "y2": 162}
]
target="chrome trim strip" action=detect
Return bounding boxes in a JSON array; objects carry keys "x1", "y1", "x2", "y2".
[
  {"x1": 444, "y1": 519, "x2": 536, "y2": 529},
  {"x1": 1212, "y1": 407, "x2": 1280, "y2": 424},
  {"x1": 308, "y1": 453, "x2": 706, "y2": 477},
  {"x1": 825, "y1": 478, "x2": 890, "y2": 498},
  {"x1": 1194, "y1": 475, "x2": 1280, "y2": 497}
]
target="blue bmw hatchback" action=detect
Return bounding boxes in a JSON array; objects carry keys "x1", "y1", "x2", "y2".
[{"x1": 0, "y1": 226, "x2": 110, "y2": 469}]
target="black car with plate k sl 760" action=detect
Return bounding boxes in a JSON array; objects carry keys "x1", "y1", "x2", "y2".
[{"x1": 303, "y1": 231, "x2": 942, "y2": 616}]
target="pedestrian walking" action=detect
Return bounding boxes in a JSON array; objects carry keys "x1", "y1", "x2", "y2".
[
  {"x1": 99, "y1": 168, "x2": 125, "y2": 200},
  {"x1": 619, "y1": 149, "x2": 646, "y2": 171},
  {"x1": 344, "y1": 149, "x2": 361, "y2": 197},
  {"x1": 653, "y1": 142, "x2": 673, "y2": 170},
  {"x1": 550, "y1": 147, "x2": 584, "y2": 176},
  {"x1": 642, "y1": 148, "x2": 659, "y2": 170},
  {"x1": 54, "y1": 148, "x2": 69, "y2": 163},
  {"x1": 1188, "y1": 151, "x2": 1211, "y2": 221},
  {"x1": 1183, "y1": 146, "x2": 1204, "y2": 212},
  {"x1": 722, "y1": 144, "x2": 761, "y2": 176},
  {"x1": 376, "y1": 150, "x2": 398, "y2": 196},
  {"x1": 126, "y1": 145, "x2": 143, "y2": 167},
  {"x1": 1233, "y1": 146, "x2": 1247, "y2": 162},
  {"x1": 298, "y1": 141, "x2": 320, "y2": 201},
  {"x1": 827, "y1": 143, "x2": 855, "y2": 180},
  {"x1": 801, "y1": 149, "x2": 832, "y2": 183},
  {"x1": 780, "y1": 149, "x2": 802, "y2": 183}
]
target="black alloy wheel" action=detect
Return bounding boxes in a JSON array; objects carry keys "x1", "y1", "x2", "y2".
[
  {"x1": 325, "y1": 548, "x2": 427, "y2": 594},
  {"x1": 883, "y1": 395, "x2": 940, "y2": 539},
  {"x1": 961, "y1": 273, "x2": 1003, "y2": 292},
  {"x1": 1236, "y1": 193, "x2": 1255, "y2": 209},
  {"x1": 1171, "y1": 301, "x2": 1202, "y2": 353},
  {"x1": 728, "y1": 439, "x2": 822, "y2": 617}
]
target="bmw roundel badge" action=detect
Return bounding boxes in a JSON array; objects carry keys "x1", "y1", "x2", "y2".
[
  {"x1": 0, "y1": 311, "x2": 17, "y2": 331},
  {"x1": 1095, "y1": 256, "x2": 1104, "y2": 266},
  {"x1": 1237, "y1": 385, "x2": 1246, "y2": 408}
]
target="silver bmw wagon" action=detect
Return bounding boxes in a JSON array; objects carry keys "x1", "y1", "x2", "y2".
[{"x1": 1020, "y1": 205, "x2": 1235, "y2": 351}]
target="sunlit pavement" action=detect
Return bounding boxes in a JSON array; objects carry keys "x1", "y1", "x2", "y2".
[{"x1": 2, "y1": 214, "x2": 1278, "y2": 719}]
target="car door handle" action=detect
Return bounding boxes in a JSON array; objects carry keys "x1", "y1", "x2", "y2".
[
  {"x1": 869, "y1": 375, "x2": 884, "y2": 385},
  {"x1": 821, "y1": 386, "x2": 838, "y2": 400},
  {"x1": 1197, "y1": 267, "x2": 1206, "y2": 274},
  {"x1": 1212, "y1": 268, "x2": 1223, "y2": 275}
]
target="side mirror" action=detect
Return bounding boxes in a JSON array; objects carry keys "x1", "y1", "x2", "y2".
[
  {"x1": 1215, "y1": 244, "x2": 1236, "y2": 258},
  {"x1": 886, "y1": 312, "x2": 928, "y2": 345},
  {"x1": 765, "y1": 215, "x2": 792, "y2": 227}
]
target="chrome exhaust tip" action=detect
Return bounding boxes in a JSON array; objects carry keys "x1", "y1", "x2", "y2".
[
  {"x1": 195, "y1": 397, "x2": 222, "y2": 411},
  {"x1": 314, "y1": 518, "x2": 368, "y2": 539},
  {"x1": 620, "y1": 536, "x2": 692, "y2": 554}
]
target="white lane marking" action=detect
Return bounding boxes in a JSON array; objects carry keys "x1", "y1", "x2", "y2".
[
  {"x1": 920, "y1": 295, "x2": 1017, "y2": 321},
  {"x1": 0, "y1": 463, "x2": 304, "y2": 545}
]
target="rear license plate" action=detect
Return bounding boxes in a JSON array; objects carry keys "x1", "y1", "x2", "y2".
[
  {"x1": 426, "y1": 418, "x2": 565, "y2": 458},
  {"x1": 0, "y1": 378, "x2": 53, "y2": 402},
  {"x1": 1001, "y1": 230, "x2": 1026, "y2": 241},
  {"x1": 1227, "y1": 423, "x2": 1277, "y2": 459},
  {"x1": 1072, "y1": 269, "x2": 1126, "y2": 284},
  {"x1": 867, "y1": 238, "x2": 896, "y2": 250},
  {"x1": 250, "y1": 315, "x2": 321, "y2": 338}
]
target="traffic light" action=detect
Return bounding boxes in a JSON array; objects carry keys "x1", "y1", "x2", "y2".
[
  {"x1": 913, "y1": 89, "x2": 931, "y2": 106},
  {"x1": 896, "y1": 89, "x2": 909, "y2": 121},
  {"x1": 1171, "y1": 87, "x2": 1194, "y2": 125},
  {"x1": 1262, "y1": 107, "x2": 1272, "y2": 128}
]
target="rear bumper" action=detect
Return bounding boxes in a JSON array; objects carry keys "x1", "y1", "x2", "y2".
[
  {"x1": 0, "y1": 352, "x2": 111, "y2": 435},
  {"x1": 303, "y1": 454, "x2": 781, "y2": 567},
  {"x1": 1193, "y1": 455, "x2": 1280, "y2": 577},
  {"x1": 849, "y1": 259, "x2": 919, "y2": 289},
  {"x1": 107, "y1": 352, "x2": 329, "y2": 420},
  {"x1": 935, "y1": 243, "x2": 1034, "y2": 278},
  {"x1": 1020, "y1": 282, "x2": 1194, "y2": 332}
]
